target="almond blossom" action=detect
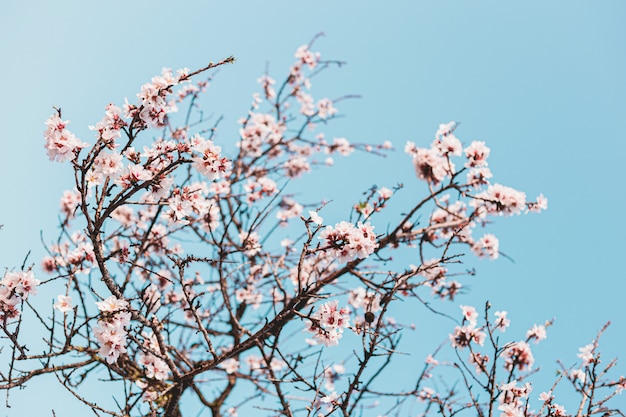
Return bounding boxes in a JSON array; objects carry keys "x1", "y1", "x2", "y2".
[
  {"x1": 305, "y1": 300, "x2": 351, "y2": 347},
  {"x1": 53, "y1": 294, "x2": 73, "y2": 313},
  {"x1": 44, "y1": 113, "x2": 89, "y2": 162},
  {"x1": 319, "y1": 221, "x2": 378, "y2": 263}
]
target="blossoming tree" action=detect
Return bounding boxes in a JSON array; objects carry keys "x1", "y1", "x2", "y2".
[{"x1": 1, "y1": 39, "x2": 623, "y2": 417}]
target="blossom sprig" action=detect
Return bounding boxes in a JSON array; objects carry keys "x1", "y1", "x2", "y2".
[
  {"x1": 93, "y1": 296, "x2": 131, "y2": 364},
  {"x1": 0, "y1": 270, "x2": 40, "y2": 320},
  {"x1": 44, "y1": 111, "x2": 89, "y2": 163},
  {"x1": 318, "y1": 221, "x2": 378, "y2": 263},
  {"x1": 304, "y1": 299, "x2": 351, "y2": 347}
]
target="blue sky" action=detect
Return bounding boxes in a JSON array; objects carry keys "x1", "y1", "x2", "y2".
[{"x1": 1, "y1": 1, "x2": 625, "y2": 415}]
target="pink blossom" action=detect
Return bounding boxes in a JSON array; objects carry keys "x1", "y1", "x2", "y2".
[
  {"x1": 526, "y1": 323, "x2": 547, "y2": 343},
  {"x1": 53, "y1": 294, "x2": 73, "y2": 313},
  {"x1": 570, "y1": 368, "x2": 586, "y2": 383},
  {"x1": 92, "y1": 152, "x2": 124, "y2": 180},
  {"x1": 538, "y1": 391, "x2": 553, "y2": 402},
  {"x1": 472, "y1": 233, "x2": 500, "y2": 260},
  {"x1": 305, "y1": 300, "x2": 351, "y2": 347},
  {"x1": 469, "y1": 352, "x2": 489, "y2": 374},
  {"x1": 317, "y1": 98, "x2": 337, "y2": 119},
  {"x1": 14, "y1": 271, "x2": 40, "y2": 298},
  {"x1": 348, "y1": 287, "x2": 381, "y2": 312},
  {"x1": 577, "y1": 343, "x2": 595, "y2": 366},
  {"x1": 59, "y1": 189, "x2": 81, "y2": 218},
  {"x1": 494, "y1": 311, "x2": 510, "y2": 332},
  {"x1": 377, "y1": 186, "x2": 393, "y2": 199},
  {"x1": 192, "y1": 136, "x2": 232, "y2": 180},
  {"x1": 467, "y1": 166, "x2": 493, "y2": 187},
  {"x1": 323, "y1": 364, "x2": 345, "y2": 391},
  {"x1": 551, "y1": 404, "x2": 567, "y2": 416},
  {"x1": 410, "y1": 147, "x2": 450, "y2": 184},
  {"x1": 89, "y1": 103, "x2": 126, "y2": 143},
  {"x1": 257, "y1": 74, "x2": 276, "y2": 99},
  {"x1": 503, "y1": 341, "x2": 534, "y2": 371},
  {"x1": 96, "y1": 295, "x2": 129, "y2": 312},
  {"x1": 93, "y1": 320, "x2": 128, "y2": 364},
  {"x1": 220, "y1": 358, "x2": 239, "y2": 374},
  {"x1": 134, "y1": 68, "x2": 184, "y2": 128},
  {"x1": 294, "y1": 44, "x2": 320, "y2": 69},
  {"x1": 238, "y1": 112, "x2": 285, "y2": 157},
  {"x1": 499, "y1": 381, "x2": 532, "y2": 405},
  {"x1": 450, "y1": 324, "x2": 485, "y2": 349},
  {"x1": 44, "y1": 113, "x2": 89, "y2": 162},
  {"x1": 464, "y1": 140, "x2": 490, "y2": 168},
  {"x1": 329, "y1": 137, "x2": 353, "y2": 156},
  {"x1": 111, "y1": 206, "x2": 136, "y2": 226},
  {"x1": 308, "y1": 210, "x2": 324, "y2": 226},
  {"x1": 527, "y1": 193, "x2": 548, "y2": 213},
  {"x1": 320, "y1": 391, "x2": 339, "y2": 404},
  {"x1": 425, "y1": 354, "x2": 439, "y2": 365},
  {"x1": 460, "y1": 305, "x2": 478, "y2": 326},
  {"x1": 138, "y1": 333, "x2": 169, "y2": 380},
  {"x1": 432, "y1": 134, "x2": 462, "y2": 157},
  {"x1": 239, "y1": 231, "x2": 261, "y2": 256},
  {"x1": 498, "y1": 402, "x2": 523, "y2": 417},
  {"x1": 244, "y1": 177, "x2": 277, "y2": 203},
  {"x1": 115, "y1": 164, "x2": 153, "y2": 188},
  {"x1": 283, "y1": 156, "x2": 310, "y2": 178},
  {"x1": 235, "y1": 287, "x2": 263, "y2": 309},
  {"x1": 435, "y1": 121, "x2": 457, "y2": 138},
  {"x1": 319, "y1": 221, "x2": 378, "y2": 263},
  {"x1": 209, "y1": 180, "x2": 231, "y2": 196},
  {"x1": 473, "y1": 184, "x2": 526, "y2": 217}
]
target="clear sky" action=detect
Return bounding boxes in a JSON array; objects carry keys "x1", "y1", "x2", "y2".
[{"x1": 1, "y1": 1, "x2": 625, "y2": 416}]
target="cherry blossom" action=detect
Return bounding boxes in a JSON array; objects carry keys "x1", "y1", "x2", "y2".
[
  {"x1": 472, "y1": 233, "x2": 500, "y2": 260},
  {"x1": 450, "y1": 324, "x2": 485, "y2": 349},
  {"x1": 138, "y1": 333, "x2": 169, "y2": 380},
  {"x1": 53, "y1": 294, "x2": 73, "y2": 313},
  {"x1": 308, "y1": 210, "x2": 324, "y2": 226},
  {"x1": 577, "y1": 343, "x2": 595, "y2": 366},
  {"x1": 460, "y1": 305, "x2": 479, "y2": 326},
  {"x1": 192, "y1": 135, "x2": 232, "y2": 180},
  {"x1": 526, "y1": 323, "x2": 547, "y2": 343},
  {"x1": 319, "y1": 221, "x2": 378, "y2": 263},
  {"x1": 44, "y1": 113, "x2": 89, "y2": 162},
  {"x1": 59, "y1": 189, "x2": 81, "y2": 218},
  {"x1": 89, "y1": 103, "x2": 126, "y2": 143},
  {"x1": 305, "y1": 299, "x2": 350, "y2": 347},
  {"x1": 503, "y1": 341, "x2": 534, "y2": 371},
  {"x1": 464, "y1": 140, "x2": 490, "y2": 168},
  {"x1": 494, "y1": 310, "x2": 510, "y2": 331}
]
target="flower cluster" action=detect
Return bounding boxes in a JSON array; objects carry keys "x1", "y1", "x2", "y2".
[
  {"x1": 503, "y1": 341, "x2": 535, "y2": 372},
  {"x1": 138, "y1": 333, "x2": 169, "y2": 380},
  {"x1": 93, "y1": 296, "x2": 131, "y2": 364},
  {"x1": 305, "y1": 300, "x2": 351, "y2": 347},
  {"x1": 450, "y1": 305, "x2": 486, "y2": 349},
  {"x1": 125, "y1": 67, "x2": 189, "y2": 128},
  {"x1": 538, "y1": 391, "x2": 567, "y2": 417},
  {"x1": 497, "y1": 381, "x2": 533, "y2": 417},
  {"x1": 0, "y1": 270, "x2": 39, "y2": 320},
  {"x1": 41, "y1": 231, "x2": 95, "y2": 275},
  {"x1": 44, "y1": 113, "x2": 89, "y2": 162},
  {"x1": 319, "y1": 221, "x2": 378, "y2": 263},
  {"x1": 89, "y1": 103, "x2": 127, "y2": 143},
  {"x1": 191, "y1": 135, "x2": 232, "y2": 180}
]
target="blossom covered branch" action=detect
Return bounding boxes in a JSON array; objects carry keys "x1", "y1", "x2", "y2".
[{"x1": 0, "y1": 40, "x2": 622, "y2": 417}]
